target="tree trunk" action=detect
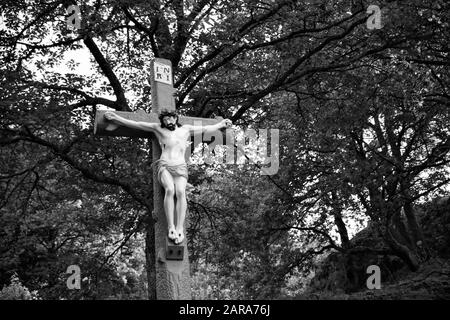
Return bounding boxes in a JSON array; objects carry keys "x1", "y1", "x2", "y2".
[
  {"x1": 385, "y1": 224, "x2": 420, "y2": 271},
  {"x1": 334, "y1": 209, "x2": 349, "y2": 248},
  {"x1": 390, "y1": 206, "x2": 413, "y2": 248},
  {"x1": 400, "y1": 179, "x2": 429, "y2": 261},
  {"x1": 403, "y1": 199, "x2": 429, "y2": 261},
  {"x1": 331, "y1": 191, "x2": 349, "y2": 248},
  {"x1": 403, "y1": 199, "x2": 424, "y2": 245}
]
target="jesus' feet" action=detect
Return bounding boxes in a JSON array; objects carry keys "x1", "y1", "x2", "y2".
[
  {"x1": 168, "y1": 226, "x2": 177, "y2": 241},
  {"x1": 175, "y1": 228, "x2": 184, "y2": 244}
]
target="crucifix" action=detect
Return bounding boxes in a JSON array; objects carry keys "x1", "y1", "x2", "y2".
[{"x1": 93, "y1": 58, "x2": 231, "y2": 300}]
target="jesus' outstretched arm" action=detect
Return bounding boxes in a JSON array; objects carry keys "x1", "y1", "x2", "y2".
[
  {"x1": 185, "y1": 118, "x2": 232, "y2": 136},
  {"x1": 104, "y1": 111, "x2": 160, "y2": 133}
]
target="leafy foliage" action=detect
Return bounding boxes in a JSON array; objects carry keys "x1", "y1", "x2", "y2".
[
  {"x1": 0, "y1": 274, "x2": 40, "y2": 300},
  {"x1": 0, "y1": 0, "x2": 449, "y2": 299}
]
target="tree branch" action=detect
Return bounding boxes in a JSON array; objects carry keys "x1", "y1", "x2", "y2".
[
  {"x1": 121, "y1": 5, "x2": 159, "y2": 56},
  {"x1": 7, "y1": 128, "x2": 152, "y2": 212},
  {"x1": 83, "y1": 36, "x2": 130, "y2": 111}
]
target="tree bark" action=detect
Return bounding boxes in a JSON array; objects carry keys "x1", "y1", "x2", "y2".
[
  {"x1": 332, "y1": 204, "x2": 349, "y2": 248},
  {"x1": 385, "y1": 221, "x2": 420, "y2": 271},
  {"x1": 390, "y1": 206, "x2": 413, "y2": 248}
]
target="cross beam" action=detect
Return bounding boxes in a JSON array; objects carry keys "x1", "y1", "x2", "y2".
[
  {"x1": 93, "y1": 109, "x2": 223, "y2": 163},
  {"x1": 94, "y1": 110, "x2": 223, "y2": 138}
]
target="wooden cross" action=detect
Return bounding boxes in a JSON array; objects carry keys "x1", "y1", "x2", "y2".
[{"x1": 94, "y1": 58, "x2": 224, "y2": 300}]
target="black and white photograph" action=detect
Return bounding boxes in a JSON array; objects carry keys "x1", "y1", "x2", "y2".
[{"x1": 0, "y1": 0, "x2": 449, "y2": 308}]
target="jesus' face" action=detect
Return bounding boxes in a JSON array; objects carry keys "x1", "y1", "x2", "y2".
[{"x1": 162, "y1": 115, "x2": 177, "y2": 131}]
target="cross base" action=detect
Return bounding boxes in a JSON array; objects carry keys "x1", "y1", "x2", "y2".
[{"x1": 166, "y1": 237, "x2": 184, "y2": 260}]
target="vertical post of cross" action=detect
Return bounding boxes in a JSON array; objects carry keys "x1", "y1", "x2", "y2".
[{"x1": 150, "y1": 58, "x2": 191, "y2": 300}]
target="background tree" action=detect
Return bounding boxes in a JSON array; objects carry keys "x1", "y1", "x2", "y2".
[{"x1": 1, "y1": 0, "x2": 448, "y2": 298}]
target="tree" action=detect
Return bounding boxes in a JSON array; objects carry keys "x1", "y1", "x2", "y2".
[{"x1": 1, "y1": 0, "x2": 448, "y2": 298}]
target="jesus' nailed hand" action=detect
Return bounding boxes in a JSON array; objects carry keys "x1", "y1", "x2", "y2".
[{"x1": 104, "y1": 110, "x2": 232, "y2": 244}]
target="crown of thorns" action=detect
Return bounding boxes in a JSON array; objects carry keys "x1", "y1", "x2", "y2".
[{"x1": 158, "y1": 109, "x2": 178, "y2": 121}]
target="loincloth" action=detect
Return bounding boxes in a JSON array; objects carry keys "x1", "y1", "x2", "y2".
[{"x1": 151, "y1": 159, "x2": 188, "y2": 184}]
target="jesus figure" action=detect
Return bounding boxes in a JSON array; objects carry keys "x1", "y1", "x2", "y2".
[{"x1": 104, "y1": 109, "x2": 232, "y2": 244}]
